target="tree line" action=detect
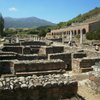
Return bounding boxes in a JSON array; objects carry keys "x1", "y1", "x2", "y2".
[
  {"x1": 0, "y1": 7, "x2": 100, "y2": 40},
  {"x1": 0, "y1": 13, "x2": 4, "y2": 37}
]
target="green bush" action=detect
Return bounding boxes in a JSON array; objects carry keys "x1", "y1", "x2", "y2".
[{"x1": 86, "y1": 30, "x2": 100, "y2": 40}]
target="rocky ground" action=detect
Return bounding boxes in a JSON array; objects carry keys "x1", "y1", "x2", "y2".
[
  {"x1": 78, "y1": 85, "x2": 100, "y2": 100},
  {"x1": 64, "y1": 72, "x2": 100, "y2": 100}
]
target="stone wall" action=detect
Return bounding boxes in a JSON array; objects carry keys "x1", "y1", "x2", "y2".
[
  {"x1": 30, "y1": 45, "x2": 41, "y2": 54},
  {"x1": 39, "y1": 46, "x2": 64, "y2": 55},
  {"x1": 48, "y1": 38, "x2": 62, "y2": 42},
  {"x1": 48, "y1": 53, "x2": 71, "y2": 70},
  {"x1": 39, "y1": 46, "x2": 53, "y2": 55},
  {"x1": 0, "y1": 59, "x2": 65, "y2": 76},
  {"x1": 53, "y1": 46, "x2": 64, "y2": 53},
  {"x1": 17, "y1": 54, "x2": 47, "y2": 60},
  {"x1": 72, "y1": 57, "x2": 100, "y2": 73},
  {"x1": 2, "y1": 46, "x2": 23, "y2": 54},
  {"x1": 4, "y1": 41, "x2": 47, "y2": 46},
  {"x1": 11, "y1": 59, "x2": 65, "y2": 74},
  {"x1": 2, "y1": 45, "x2": 64, "y2": 55},
  {"x1": 72, "y1": 52, "x2": 87, "y2": 58},
  {"x1": 0, "y1": 52, "x2": 17, "y2": 55},
  {"x1": 0, "y1": 74, "x2": 78, "y2": 100},
  {"x1": 89, "y1": 20, "x2": 100, "y2": 31},
  {"x1": 0, "y1": 54, "x2": 47, "y2": 60},
  {"x1": 2, "y1": 46, "x2": 40, "y2": 54},
  {"x1": 0, "y1": 55, "x2": 17, "y2": 60}
]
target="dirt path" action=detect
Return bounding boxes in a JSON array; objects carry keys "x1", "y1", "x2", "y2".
[{"x1": 78, "y1": 85, "x2": 100, "y2": 100}]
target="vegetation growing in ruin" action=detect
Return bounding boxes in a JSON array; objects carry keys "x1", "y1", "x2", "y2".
[
  {"x1": 86, "y1": 30, "x2": 100, "y2": 40},
  {"x1": 0, "y1": 13, "x2": 4, "y2": 36},
  {"x1": 1, "y1": 7, "x2": 100, "y2": 37},
  {"x1": 56, "y1": 7, "x2": 100, "y2": 29}
]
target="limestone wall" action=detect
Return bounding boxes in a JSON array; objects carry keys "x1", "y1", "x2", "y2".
[
  {"x1": 0, "y1": 74, "x2": 78, "y2": 100},
  {"x1": 30, "y1": 45, "x2": 41, "y2": 54},
  {"x1": 39, "y1": 46, "x2": 64, "y2": 55},
  {"x1": 0, "y1": 59, "x2": 65, "y2": 76},
  {"x1": 2, "y1": 46, "x2": 40, "y2": 54},
  {"x1": 72, "y1": 57, "x2": 100, "y2": 73},
  {"x1": 39, "y1": 46, "x2": 53, "y2": 55},
  {"x1": 0, "y1": 55, "x2": 17, "y2": 60},
  {"x1": 2, "y1": 46, "x2": 23, "y2": 54},
  {"x1": 0, "y1": 54, "x2": 47, "y2": 60},
  {"x1": 12, "y1": 59, "x2": 65, "y2": 74},
  {"x1": 4, "y1": 41, "x2": 46, "y2": 46},
  {"x1": 89, "y1": 20, "x2": 100, "y2": 31},
  {"x1": 0, "y1": 52, "x2": 17, "y2": 55},
  {"x1": 48, "y1": 38, "x2": 62, "y2": 42},
  {"x1": 48, "y1": 53, "x2": 71, "y2": 70},
  {"x1": 72, "y1": 52, "x2": 87, "y2": 58},
  {"x1": 17, "y1": 54, "x2": 47, "y2": 60}
]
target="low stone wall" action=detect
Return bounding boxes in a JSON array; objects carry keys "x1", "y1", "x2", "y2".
[
  {"x1": 4, "y1": 41, "x2": 46, "y2": 46},
  {"x1": 21, "y1": 41, "x2": 46, "y2": 46},
  {"x1": 2, "y1": 46, "x2": 39, "y2": 54},
  {"x1": 0, "y1": 52, "x2": 17, "y2": 55},
  {"x1": 39, "y1": 46, "x2": 64, "y2": 55},
  {"x1": 47, "y1": 38, "x2": 62, "y2": 42},
  {"x1": 17, "y1": 54, "x2": 47, "y2": 60},
  {"x1": 72, "y1": 57, "x2": 100, "y2": 73},
  {"x1": 2, "y1": 46, "x2": 23, "y2": 54},
  {"x1": 0, "y1": 59, "x2": 65, "y2": 76},
  {"x1": 11, "y1": 59, "x2": 65, "y2": 74},
  {"x1": 0, "y1": 55, "x2": 17, "y2": 60},
  {"x1": 53, "y1": 46, "x2": 64, "y2": 53},
  {"x1": 30, "y1": 45, "x2": 41, "y2": 54},
  {"x1": 72, "y1": 52, "x2": 87, "y2": 58},
  {"x1": 39, "y1": 46, "x2": 53, "y2": 55},
  {"x1": 0, "y1": 53, "x2": 47, "y2": 60},
  {"x1": 48, "y1": 53, "x2": 71, "y2": 70},
  {"x1": 0, "y1": 74, "x2": 78, "y2": 100},
  {"x1": 2, "y1": 45, "x2": 49, "y2": 54}
]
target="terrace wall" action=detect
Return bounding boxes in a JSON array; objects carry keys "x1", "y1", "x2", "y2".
[
  {"x1": 39, "y1": 46, "x2": 64, "y2": 55},
  {"x1": 12, "y1": 60, "x2": 65, "y2": 73},
  {"x1": 48, "y1": 53, "x2": 71, "y2": 70},
  {"x1": 72, "y1": 57, "x2": 100, "y2": 73}
]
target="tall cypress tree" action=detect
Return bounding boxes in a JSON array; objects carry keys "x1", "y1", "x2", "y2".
[{"x1": 0, "y1": 13, "x2": 4, "y2": 36}]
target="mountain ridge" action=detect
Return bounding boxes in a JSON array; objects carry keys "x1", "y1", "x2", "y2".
[{"x1": 4, "y1": 17, "x2": 55, "y2": 28}]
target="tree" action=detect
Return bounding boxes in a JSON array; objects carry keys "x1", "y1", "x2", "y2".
[
  {"x1": 0, "y1": 13, "x2": 4, "y2": 36},
  {"x1": 86, "y1": 30, "x2": 100, "y2": 40}
]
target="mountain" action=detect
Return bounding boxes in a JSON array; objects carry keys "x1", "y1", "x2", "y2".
[
  {"x1": 4, "y1": 17, "x2": 55, "y2": 28},
  {"x1": 56, "y1": 7, "x2": 100, "y2": 29}
]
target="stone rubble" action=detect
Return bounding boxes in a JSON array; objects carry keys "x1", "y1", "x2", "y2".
[{"x1": 0, "y1": 74, "x2": 71, "y2": 90}]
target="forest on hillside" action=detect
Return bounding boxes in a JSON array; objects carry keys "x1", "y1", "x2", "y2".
[{"x1": 0, "y1": 7, "x2": 100, "y2": 38}]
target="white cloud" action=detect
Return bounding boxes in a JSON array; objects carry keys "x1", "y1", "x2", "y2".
[{"x1": 9, "y1": 7, "x2": 17, "y2": 12}]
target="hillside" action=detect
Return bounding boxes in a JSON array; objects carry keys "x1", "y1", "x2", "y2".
[
  {"x1": 4, "y1": 17, "x2": 55, "y2": 28},
  {"x1": 56, "y1": 7, "x2": 100, "y2": 29}
]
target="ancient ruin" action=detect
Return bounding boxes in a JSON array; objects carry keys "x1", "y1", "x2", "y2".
[{"x1": 0, "y1": 15, "x2": 100, "y2": 100}]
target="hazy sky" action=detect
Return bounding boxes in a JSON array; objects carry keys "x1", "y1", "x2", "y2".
[{"x1": 0, "y1": 0, "x2": 100, "y2": 23}]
